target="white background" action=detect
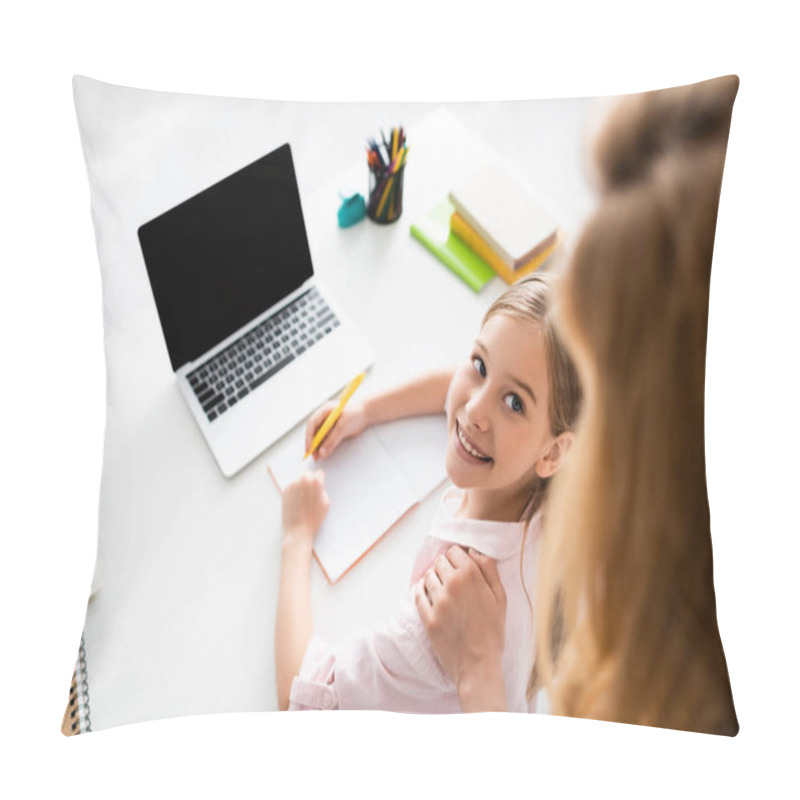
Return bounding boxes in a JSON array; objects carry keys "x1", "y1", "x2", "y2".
[{"x1": 1, "y1": 1, "x2": 797, "y2": 797}]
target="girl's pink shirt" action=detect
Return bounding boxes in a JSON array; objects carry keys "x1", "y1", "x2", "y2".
[{"x1": 288, "y1": 485, "x2": 542, "y2": 712}]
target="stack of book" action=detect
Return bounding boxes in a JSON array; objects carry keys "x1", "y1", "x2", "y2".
[{"x1": 410, "y1": 161, "x2": 563, "y2": 291}]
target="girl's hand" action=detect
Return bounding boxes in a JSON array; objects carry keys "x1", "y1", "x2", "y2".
[
  {"x1": 415, "y1": 545, "x2": 508, "y2": 711},
  {"x1": 305, "y1": 399, "x2": 369, "y2": 461},
  {"x1": 281, "y1": 471, "x2": 330, "y2": 548}
]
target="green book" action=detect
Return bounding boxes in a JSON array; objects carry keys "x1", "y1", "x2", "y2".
[{"x1": 409, "y1": 199, "x2": 496, "y2": 292}]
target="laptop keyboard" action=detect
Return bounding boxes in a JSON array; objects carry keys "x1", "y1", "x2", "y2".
[{"x1": 187, "y1": 287, "x2": 340, "y2": 422}]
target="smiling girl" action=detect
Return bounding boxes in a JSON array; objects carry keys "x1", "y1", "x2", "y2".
[{"x1": 274, "y1": 273, "x2": 581, "y2": 711}]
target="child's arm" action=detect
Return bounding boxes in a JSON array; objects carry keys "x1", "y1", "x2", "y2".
[
  {"x1": 364, "y1": 367, "x2": 454, "y2": 425},
  {"x1": 275, "y1": 471, "x2": 330, "y2": 710},
  {"x1": 307, "y1": 367, "x2": 454, "y2": 461}
]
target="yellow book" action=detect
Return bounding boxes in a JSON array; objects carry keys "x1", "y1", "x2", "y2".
[
  {"x1": 449, "y1": 162, "x2": 559, "y2": 269},
  {"x1": 450, "y1": 212, "x2": 564, "y2": 284}
]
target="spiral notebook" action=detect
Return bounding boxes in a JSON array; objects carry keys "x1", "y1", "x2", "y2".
[
  {"x1": 61, "y1": 635, "x2": 91, "y2": 736},
  {"x1": 267, "y1": 415, "x2": 449, "y2": 583}
]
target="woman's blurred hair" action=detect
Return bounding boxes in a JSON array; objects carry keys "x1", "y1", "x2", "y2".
[{"x1": 536, "y1": 76, "x2": 740, "y2": 734}]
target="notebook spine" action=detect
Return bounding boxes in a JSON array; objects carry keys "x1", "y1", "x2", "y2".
[
  {"x1": 450, "y1": 212, "x2": 564, "y2": 285},
  {"x1": 62, "y1": 634, "x2": 92, "y2": 736}
]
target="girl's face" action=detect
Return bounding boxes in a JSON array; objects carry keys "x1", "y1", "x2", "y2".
[{"x1": 445, "y1": 313, "x2": 560, "y2": 521}]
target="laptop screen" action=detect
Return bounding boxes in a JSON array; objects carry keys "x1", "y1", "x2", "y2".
[{"x1": 138, "y1": 144, "x2": 314, "y2": 372}]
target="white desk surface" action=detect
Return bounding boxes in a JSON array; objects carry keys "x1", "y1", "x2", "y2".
[{"x1": 76, "y1": 85, "x2": 597, "y2": 729}]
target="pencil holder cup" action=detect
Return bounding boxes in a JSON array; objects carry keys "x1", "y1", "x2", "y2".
[{"x1": 367, "y1": 164, "x2": 405, "y2": 224}]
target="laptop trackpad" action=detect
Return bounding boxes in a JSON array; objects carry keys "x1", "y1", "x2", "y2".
[{"x1": 203, "y1": 326, "x2": 372, "y2": 476}]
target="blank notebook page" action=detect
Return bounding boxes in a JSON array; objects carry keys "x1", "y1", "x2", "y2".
[
  {"x1": 268, "y1": 416, "x2": 447, "y2": 582},
  {"x1": 371, "y1": 415, "x2": 448, "y2": 498}
]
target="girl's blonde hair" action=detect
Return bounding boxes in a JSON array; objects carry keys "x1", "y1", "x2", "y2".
[
  {"x1": 536, "y1": 76, "x2": 739, "y2": 734},
  {"x1": 482, "y1": 272, "x2": 582, "y2": 520}
]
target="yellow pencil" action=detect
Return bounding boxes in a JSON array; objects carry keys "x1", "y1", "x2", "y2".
[
  {"x1": 303, "y1": 372, "x2": 366, "y2": 459},
  {"x1": 376, "y1": 175, "x2": 394, "y2": 218}
]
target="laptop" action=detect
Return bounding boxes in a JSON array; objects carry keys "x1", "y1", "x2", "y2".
[{"x1": 137, "y1": 143, "x2": 374, "y2": 477}]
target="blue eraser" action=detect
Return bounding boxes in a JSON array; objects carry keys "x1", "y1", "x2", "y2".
[{"x1": 337, "y1": 193, "x2": 367, "y2": 228}]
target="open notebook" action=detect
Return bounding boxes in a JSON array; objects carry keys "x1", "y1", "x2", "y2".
[{"x1": 267, "y1": 415, "x2": 449, "y2": 582}]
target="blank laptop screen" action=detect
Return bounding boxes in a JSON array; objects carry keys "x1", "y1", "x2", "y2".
[{"x1": 138, "y1": 144, "x2": 314, "y2": 372}]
